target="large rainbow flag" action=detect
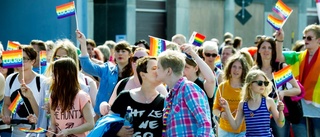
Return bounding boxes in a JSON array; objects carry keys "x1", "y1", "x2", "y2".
[
  {"x1": 273, "y1": 65, "x2": 293, "y2": 88},
  {"x1": 40, "y1": 51, "x2": 47, "y2": 66},
  {"x1": 8, "y1": 92, "x2": 24, "y2": 114},
  {"x1": 267, "y1": 15, "x2": 284, "y2": 30},
  {"x1": 283, "y1": 50, "x2": 320, "y2": 107},
  {"x1": 149, "y1": 36, "x2": 166, "y2": 56},
  {"x1": 1, "y1": 50, "x2": 23, "y2": 68},
  {"x1": 7, "y1": 41, "x2": 20, "y2": 51},
  {"x1": 273, "y1": 0, "x2": 293, "y2": 19},
  {"x1": 56, "y1": 1, "x2": 76, "y2": 19},
  {"x1": 188, "y1": 31, "x2": 206, "y2": 47},
  {"x1": 19, "y1": 127, "x2": 46, "y2": 134}
]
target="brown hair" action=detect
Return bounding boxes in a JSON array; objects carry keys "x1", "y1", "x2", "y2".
[
  {"x1": 50, "y1": 58, "x2": 80, "y2": 112},
  {"x1": 136, "y1": 56, "x2": 157, "y2": 84}
]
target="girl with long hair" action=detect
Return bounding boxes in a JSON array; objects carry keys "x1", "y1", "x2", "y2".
[
  {"x1": 48, "y1": 58, "x2": 94, "y2": 137},
  {"x1": 213, "y1": 54, "x2": 250, "y2": 136},
  {"x1": 220, "y1": 70, "x2": 285, "y2": 137}
]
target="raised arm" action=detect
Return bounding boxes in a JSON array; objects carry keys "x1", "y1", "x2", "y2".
[
  {"x1": 181, "y1": 44, "x2": 216, "y2": 98},
  {"x1": 275, "y1": 29, "x2": 286, "y2": 62}
]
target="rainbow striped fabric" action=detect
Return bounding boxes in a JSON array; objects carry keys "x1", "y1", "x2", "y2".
[
  {"x1": 189, "y1": 32, "x2": 206, "y2": 47},
  {"x1": 7, "y1": 41, "x2": 20, "y2": 50},
  {"x1": 1, "y1": 50, "x2": 23, "y2": 68},
  {"x1": 267, "y1": 15, "x2": 284, "y2": 30},
  {"x1": 40, "y1": 51, "x2": 47, "y2": 66},
  {"x1": 273, "y1": 65, "x2": 293, "y2": 88},
  {"x1": 19, "y1": 127, "x2": 46, "y2": 134},
  {"x1": 149, "y1": 36, "x2": 166, "y2": 56},
  {"x1": 56, "y1": 1, "x2": 76, "y2": 19},
  {"x1": 215, "y1": 56, "x2": 222, "y2": 69},
  {"x1": 273, "y1": 0, "x2": 293, "y2": 19},
  {"x1": 8, "y1": 92, "x2": 24, "y2": 114}
]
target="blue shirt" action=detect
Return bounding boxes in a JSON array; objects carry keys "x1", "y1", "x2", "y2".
[{"x1": 79, "y1": 55, "x2": 118, "y2": 115}]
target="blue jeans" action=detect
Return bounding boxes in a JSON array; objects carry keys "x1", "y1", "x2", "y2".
[
  {"x1": 218, "y1": 127, "x2": 246, "y2": 137},
  {"x1": 270, "y1": 117, "x2": 290, "y2": 137},
  {"x1": 292, "y1": 117, "x2": 320, "y2": 137}
]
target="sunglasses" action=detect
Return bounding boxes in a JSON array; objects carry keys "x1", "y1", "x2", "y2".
[
  {"x1": 303, "y1": 36, "x2": 315, "y2": 41},
  {"x1": 204, "y1": 53, "x2": 218, "y2": 58},
  {"x1": 252, "y1": 80, "x2": 269, "y2": 86},
  {"x1": 0, "y1": 63, "x2": 2, "y2": 67},
  {"x1": 132, "y1": 56, "x2": 144, "y2": 62}
]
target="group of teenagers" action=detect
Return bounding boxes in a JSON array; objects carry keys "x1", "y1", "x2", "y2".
[{"x1": 0, "y1": 23, "x2": 319, "y2": 137}]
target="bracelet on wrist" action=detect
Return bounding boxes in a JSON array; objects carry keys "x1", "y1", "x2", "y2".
[
  {"x1": 219, "y1": 111, "x2": 223, "y2": 118},
  {"x1": 276, "y1": 39, "x2": 284, "y2": 42}
]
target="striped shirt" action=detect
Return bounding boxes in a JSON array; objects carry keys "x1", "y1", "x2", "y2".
[
  {"x1": 243, "y1": 97, "x2": 271, "y2": 137},
  {"x1": 163, "y1": 77, "x2": 213, "y2": 137}
]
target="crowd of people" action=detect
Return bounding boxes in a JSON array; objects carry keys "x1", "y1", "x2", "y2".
[{"x1": 0, "y1": 23, "x2": 319, "y2": 137}]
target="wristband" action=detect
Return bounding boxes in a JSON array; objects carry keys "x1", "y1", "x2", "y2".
[
  {"x1": 278, "y1": 119, "x2": 285, "y2": 124},
  {"x1": 276, "y1": 39, "x2": 284, "y2": 42}
]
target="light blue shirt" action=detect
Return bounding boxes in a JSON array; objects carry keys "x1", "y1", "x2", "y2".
[{"x1": 79, "y1": 55, "x2": 118, "y2": 115}]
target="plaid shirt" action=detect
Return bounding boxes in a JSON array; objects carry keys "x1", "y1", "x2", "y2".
[{"x1": 163, "y1": 77, "x2": 213, "y2": 137}]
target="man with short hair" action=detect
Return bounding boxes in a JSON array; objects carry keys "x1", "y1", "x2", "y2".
[
  {"x1": 221, "y1": 46, "x2": 236, "y2": 69},
  {"x1": 171, "y1": 34, "x2": 186, "y2": 46},
  {"x1": 156, "y1": 50, "x2": 213, "y2": 136}
]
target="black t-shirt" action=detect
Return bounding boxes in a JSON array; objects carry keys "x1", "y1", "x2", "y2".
[{"x1": 111, "y1": 90, "x2": 164, "y2": 137}]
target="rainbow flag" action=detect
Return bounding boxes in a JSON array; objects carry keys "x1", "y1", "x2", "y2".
[
  {"x1": 40, "y1": 51, "x2": 47, "y2": 66},
  {"x1": 19, "y1": 127, "x2": 47, "y2": 134},
  {"x1": 188, "y1": 31, "x2": 206, "y2": 47},
  {"x1": 267, "y1": 15, "x2": 284, "y2": 30},
  {"x1": 215, "y1": 56, "x2": 222, "y2": 69},
  {"x1": 56, "y1": 1, "x2": 76, "y2": 19},
  {"x1": 1, "y1": 50, "x2": 23, "y2": 68},
  {"x1": 149, "y1": 36, "x2": 166, "y2": 56},
  {"x1": 273, "y1": 0, "x2": 293, "y2": 20},
  {"x1": 7, "y1": 41, "x2": 20, "y2": 50},
  {"x1": 273, "y1": 65, "x2": 293, "y2": 88},
  {"x1": 8, "y1": 92, "x2": 24, "y2": 114}
]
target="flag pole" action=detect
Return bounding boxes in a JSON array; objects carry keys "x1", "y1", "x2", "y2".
[
  {"x1": 22, "y1": 50, "x2": 25, "y2": 84},
  {"x1": 73, "y1": 1, "x2": 79, "y2": 30},
  {"x1": 272, "y1": 73, "x2": 281, "y2": 104}
]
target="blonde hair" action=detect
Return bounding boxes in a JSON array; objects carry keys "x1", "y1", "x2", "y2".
[
  {"x1": 45, "y1": 39, "x2": 79, "y2": 77},
  {"x1": 241, "y1": 69, "x2": 272, "y2": 101},
  {"x1": 158, "y1": 50, "x2": 186, "y2": 76},
  {"x1": 166, "y1": 42, "x2": 181, "y2": 52},
  {"x1": 303, "y1": 24, "x2": 320, "y2": 38}
]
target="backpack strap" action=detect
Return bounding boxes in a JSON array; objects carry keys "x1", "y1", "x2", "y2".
[
  {"x1": 9, "y1": 73, "x2": 19, "y2": 90},
  {"x1": 116, "y1": 77, "x2": 130, "y2": 95},
  {"x1": 36, "y1": 75, "x2": 40, "y2": 92}
]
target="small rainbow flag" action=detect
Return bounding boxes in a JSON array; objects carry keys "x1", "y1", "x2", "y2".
[
  {"x1": 7, "y1": 41, "x2": 20, "y2": 51},
  {"x1": 188, "y1": 31, "x2": 206, "y2": 47},
  {"x1": 267, "y1": 15, "x2": 284, "y2": 30},
  {"x1": 8, "y1": 92, "x2": 24, "y2": 114},
  {"x1": 2, "y1": 50, "x2": 23, "y2": 68},
  {"x1": 273, "y1": 0, "x2": 293, "y2": 20},
  {"x1": 273, "y1": 65, "x2": 293, "y2": 88},
  {"x1": 215, "y1": 56, "x2": 222, "y2": 69},
  {"x1": 40, "y1": 51, "x2": 47, "y2": 66},
  {"x1": 19, "y1": 127, "x2": 47, "y2": 134},
  {"x1": 149, "y1": 36, "x2": 166, "y2": 56},
  {"x1": 56, "y1": 1, "x2": 76, "y2": 19}
]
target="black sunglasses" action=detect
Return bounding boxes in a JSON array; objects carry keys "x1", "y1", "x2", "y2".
[
  {"x1": 303, "y1": 36, "x2": 315, "y2": 41},
  {"x1": 132, "y1": 56, "x2": 144, "y2": 62},
  {"x1": 0, "y1": 63, "x2": 2, "y2": 67},
  {"x1": 204, "y1": 53, "x2": 218, "y2": 58},
  {"x1": 252, "y1": 80, "x2": 269, "y2": 86}
]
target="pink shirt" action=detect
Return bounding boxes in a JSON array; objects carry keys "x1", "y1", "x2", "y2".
[{"x1": 51, "y1": 90, "x2": 91, "y2": 137}]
